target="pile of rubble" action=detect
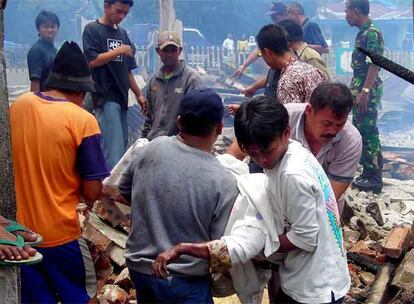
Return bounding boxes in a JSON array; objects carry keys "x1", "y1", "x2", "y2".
[
  {"x1": 78, "y1": 198, "x2": 135, "y2": 304},
  {"x1": 79, "y1": 172, "x2": 414, "y2": 304},
  {"x1": 342, "y1": 178, "x2": 414, "y2": 304}
]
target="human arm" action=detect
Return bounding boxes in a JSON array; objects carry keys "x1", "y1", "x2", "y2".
[
  {"x1": 233, "y1": 48, "x2": 259, "y2": 78},
  {"x1": 76, "y1": 133, "x2": 110, "y2": 208},
  {"x1": 88, "y1": 45, "x2": 133, "y2": 69},
  {"x1": 278, "y1": 174, "x2": 319, "y2": 253},
  {"x1": 354, "y1": 30, "x2": 383, "y2": 112},
  {"x1": 27, "y1": 47, "x2": 42, "y2": 92},
  {"x1": 304, "y1": 23, "x2": 329, "y2": 54},
  {"x1": 82, "y1": 24, "x2": 133, "y2": 69},
  {"x1": 128, "y1": 72, "x2": 147, "y2": 114},
  {"x1": 140, "y1": 83, "x2": 153, "y2": 138},
  {"x1": 326, "y1": 129, "x2": 362, "y2": 200},
  {"x1": 354, "y1": 64, "x2": 380, "y2": 112},
  {"x1": 152, "y1": 242, "x2": 211, "y2": 278},
  {"x1": 118, "y1": 159, "x2": 134, "y2": 204},
  {"x1": 330, "y1": 180, "x2": 351, "y2": 201},
  {"x1": 81, "y1": 180, "x2": 103, "y2": 207},
  {"x1": 241, "y1": 76, "x2": 267, "y2": 97}
]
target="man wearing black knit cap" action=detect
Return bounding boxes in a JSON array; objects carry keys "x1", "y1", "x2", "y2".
[
  {"x1": 10, "y1": 41, "x2": 109, "y2": 303},
  {"x1": 120, "y1": 88, "x2": 238, "y2": 303}
]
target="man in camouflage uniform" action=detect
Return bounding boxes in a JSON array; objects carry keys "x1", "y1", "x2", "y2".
[{"x1": 345, "y1": 0, "x2": 384, "y2": 193}]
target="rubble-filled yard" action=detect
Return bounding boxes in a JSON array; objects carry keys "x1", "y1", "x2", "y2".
[
  {"x1": 78, "y1": 132, "x2": 414, "y2": 304},
  {"x1": 79, "y1": 177, "x2": 414, "y2": 303}
]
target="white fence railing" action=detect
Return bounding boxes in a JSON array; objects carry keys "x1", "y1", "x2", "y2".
[{"x1": 7, "y1": 44, "x2": 414, "y2": 79}]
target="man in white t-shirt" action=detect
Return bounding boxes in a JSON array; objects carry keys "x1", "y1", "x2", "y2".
[
  {"x1": 222, "y1": 33, "x2": 235, "y2": 56},
  {"x1": 152, "y1": 96, "x2": 350, "y2": 304},
  {"x1": 234, "y1": 96, "x2": 350, "y2": 304}
]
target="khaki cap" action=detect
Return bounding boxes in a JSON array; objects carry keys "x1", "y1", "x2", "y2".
[{"x1": 157, "y1": 31, "x2": 182, "y2": 49}]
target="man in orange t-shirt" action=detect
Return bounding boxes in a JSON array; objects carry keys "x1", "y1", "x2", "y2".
[{"x1": 10, "y1": 41, "x2": 109, "y2": 303}]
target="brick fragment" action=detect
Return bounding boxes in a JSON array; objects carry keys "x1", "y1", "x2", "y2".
[
  {"x1": 97, "y1": 285, "x2": 129, "y2": 304},
  {"x1": 382, "y1": 225, "x2": 412, "y2": 259},
  {"x1": 391, "y1": 249, "x2": 414, "y2": 292}
]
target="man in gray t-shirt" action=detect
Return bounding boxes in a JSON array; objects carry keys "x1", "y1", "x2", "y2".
[{"x1": 119, "y1": 88, "x2": 238, "y2": 303}]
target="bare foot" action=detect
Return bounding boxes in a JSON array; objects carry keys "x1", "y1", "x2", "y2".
[
  {"x1": 0, "y1": 225, "x2": 37, "y2": 261},
  {"x1": 0, "y1": 215, "x2": 38, "y2": 243}
]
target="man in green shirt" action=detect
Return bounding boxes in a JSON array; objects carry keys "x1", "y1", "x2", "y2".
[{"x1": 345, "y1": 0, "x2": 384, "y2": 193}]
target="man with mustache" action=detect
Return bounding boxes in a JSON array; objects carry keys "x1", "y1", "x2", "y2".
[
  {"x1": 229, "y1": 82, "x2": 362, "y2": 202},
  {"x1": 286, "y1": 82, "x2": 362, "y2": 201}
]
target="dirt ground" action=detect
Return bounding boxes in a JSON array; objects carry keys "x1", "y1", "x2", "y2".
[{"x1": 214, "y1": 290, "x2": 270, "y2": 304}]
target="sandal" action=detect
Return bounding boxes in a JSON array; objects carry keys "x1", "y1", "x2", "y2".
[
  {"x1": 4, "y1": 221, "x2": 43, "y2": 246},
  {"x1": 0, "y1": 235, "x2": 43, "y2": 266}
]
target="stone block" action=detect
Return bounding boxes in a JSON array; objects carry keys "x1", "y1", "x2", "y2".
[
  {"x1": 95, "y1": 254, "x2": 114, "y2": 281},
  {"x1": 347, "y1": 287, "x2": 369, "y2": 302},
  {"x1": 97, "y1": 285, "x2": 129, "y2": 304},
  {"x1": 382, "y1": 225, "x2": 413, "y2": 259},
  {"x1": 368, "y1": 227, "x2": 388, "y2": 242},
  {"x1": 0, "y1": 267, "x2": 18, "y2": 304},
  {"x1": 344, "y1": 226, "x2": 361, "y2": 245},
  {"x1": 83, "y1": 223, "x2": 112, "y2": 251},
  {"x1": 349, "y1": 216, "x2": 369, "y2": 239},
  {"x1": 88, "y1": 214, "x2": 127, "y2": 249},
  {"x1": 366, "y1": 201, "x2": 387, "y2": 226},
  {"x1": 114, "y1": 268, "x2": 132, "y2": 291},
  {"x1": 105, "y1": 243, "x2": 126, "y2": 268},
  {"x1": 391, "y1": 249, "x2": 414, "y2": 292},
  {"x1": 348, "y1": 241, "x2": 387, "y2": 272},
  {"x1": 93, "y1": 198, "x2": 130, "y2": 229},
  {"x1": 358, "y1": 271, "x2": 375, "y2": 286}
]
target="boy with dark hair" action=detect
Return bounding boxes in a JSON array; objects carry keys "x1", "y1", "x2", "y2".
[
  {"x1": 255, "y1": 24, "x2": 326, "y2": 103},
  {"x1": 83, "y1": 0, "x2": 146, "y2": 170},
  {"x1": 279, "y1": 19, "x2": 329, "y2": 79},
  {"x1": 345, "y1": 0, "x2": 384, "y2": 193},
  {"x1": 11, "y1": 41, "x2": 109, "y2": 303},
  {"x1": 154, "y1": 96, "x2": 350, "y2": 304},
  {"x1": 27, "y1": 10, "x2": 60, "y2": 92},
  {"x1": 119, "y1": 88, "x2": 238, "y2": 303},
  {"x1": 240, "y1": 20, "x2": 330, "y2": 98}
]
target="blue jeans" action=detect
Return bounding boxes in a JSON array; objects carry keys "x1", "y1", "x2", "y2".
[
  {"x1": 129, "y1": 269, "x2": 213, "y2": 304},
  {"x1": 21, "y1": 239, "x2": 96, "y2": 303},
  {"x1": 95, "y1": 101, "x2": 128, "y2": 170}
]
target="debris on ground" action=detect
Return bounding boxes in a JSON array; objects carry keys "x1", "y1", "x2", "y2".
[{"x1": 79, "y1": 135, "x2": 414, "y2": 303}]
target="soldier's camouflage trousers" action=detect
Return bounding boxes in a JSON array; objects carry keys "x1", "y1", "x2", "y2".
[{"x1": 352, "y1": 85, "x2": 383, "y2": 180}]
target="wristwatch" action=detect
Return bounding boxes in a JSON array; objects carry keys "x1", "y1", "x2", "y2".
[{"x1": 362, "y1": 87, "x2": 370, "y2": 94}]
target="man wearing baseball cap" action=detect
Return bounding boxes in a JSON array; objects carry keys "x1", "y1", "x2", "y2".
[
  {"x1": 141, "y1": 31, "x2": 203, "y2": 141},
  {"x1": 120, "y1": 88, "x2": 238, "y2": 303},
  {"x1": 234, "y1": 1, "x2": 287, "y2": 79}
]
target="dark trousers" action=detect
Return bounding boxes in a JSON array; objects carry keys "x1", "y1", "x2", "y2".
[
  {"x1": 275, "y1": 289, "x2": 345, "y2": 304},
  {"x1": 129, "y1": 269, "x2": 213, "y2": 304}
]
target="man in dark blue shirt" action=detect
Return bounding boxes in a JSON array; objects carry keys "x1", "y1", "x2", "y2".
[
  {"x1": 27, "y1": 10, "x2": 59, "y2": 92},
  {"x1": 287, "y1": 2, "x2": 329, "y2": 54}
]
